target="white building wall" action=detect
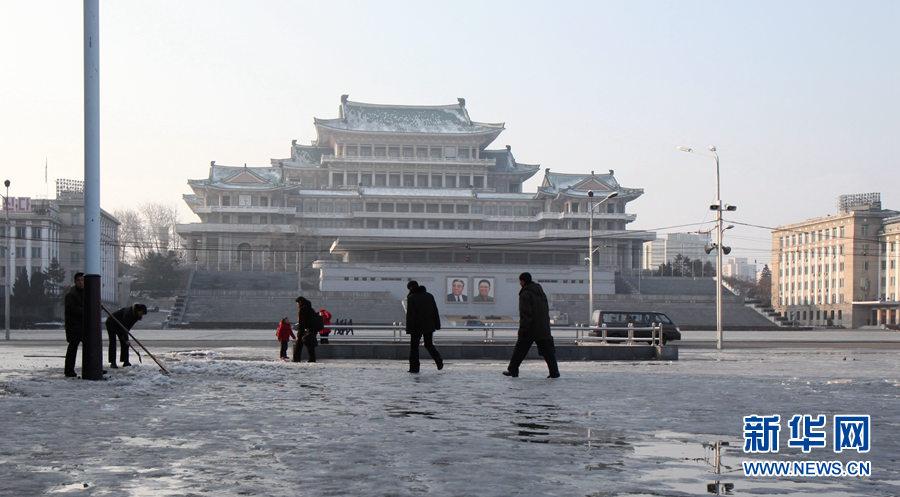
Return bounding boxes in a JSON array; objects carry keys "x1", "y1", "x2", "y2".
[{"x1": 313, "y1": 261, "x2": 615, "y2": 318}]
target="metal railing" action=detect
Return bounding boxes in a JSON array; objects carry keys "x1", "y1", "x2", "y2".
[{"x1": 318, "y1": 322, "x2": 665, "y2": 347}]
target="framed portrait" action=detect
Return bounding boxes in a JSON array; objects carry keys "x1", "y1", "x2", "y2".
[
  {"x1": 446, "y1": 277, "x2": 468, "y2": 303},
  {"x1": 472, "y1": 277, "x2": 495, "y2": 303}
]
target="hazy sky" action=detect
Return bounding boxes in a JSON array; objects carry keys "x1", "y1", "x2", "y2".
[{"x1": 2, "y1": 0, "x2": 898, "y2": 264}]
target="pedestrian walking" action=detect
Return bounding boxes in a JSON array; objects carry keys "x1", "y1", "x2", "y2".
[
  {"x1": 503, "y1": 272, "x2": 560, "y2": 378},
  {"x1": 292, "y1": 296, "x2": 323, "y2": 363},
  {"x1": 105, "y1": 303, "x2": 147, "y2": 368},
  {"x1": 405, "y1": 281, "x2": 443, "y2": 373},
  {"x1": 63, "y1": 272, "x2": 85, "y2": 378},
  {"x1": 275, "y1": 317, "x2": 295, "y2": 360},
  {"x1": 318, "y1": 308, "x2": 332, "y2": 344}
]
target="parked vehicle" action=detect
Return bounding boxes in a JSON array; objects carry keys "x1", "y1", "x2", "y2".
[
  {"x1": 588, "y1": 310, "x2": 681, "y2": 344},
  {"x1": 465, "y1": 319, "x2": 485, "y2": 331}
]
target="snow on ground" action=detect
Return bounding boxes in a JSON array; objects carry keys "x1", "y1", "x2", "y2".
[{"x1": 0, "y1": 346, "x2": 897, "y2": 497}]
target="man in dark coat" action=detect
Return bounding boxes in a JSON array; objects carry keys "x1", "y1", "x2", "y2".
[
  {"x1": 405, "y1": 281, "x2": 443, "y2": 373},
  {"x1": 63, "y1": 272, "x2": 85, "y2": 377},
  {"x1": 292, "y1": 296, "x2": 319, "y2": 363},
  {"x1": 504, "y1": 272, "x2": 560, "y2": 378},
  {"x1": 105, "y1": 303, "x2": 147, "y2": 368}
]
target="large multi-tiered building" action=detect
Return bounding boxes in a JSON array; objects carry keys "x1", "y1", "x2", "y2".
[{"x1": 177, "y1": 96, "x2": 652, "y2": 317}]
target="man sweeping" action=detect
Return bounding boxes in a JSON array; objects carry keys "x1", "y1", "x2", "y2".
[{"x1": 105, "y1": 303, "x2": 147, "y2": 369}]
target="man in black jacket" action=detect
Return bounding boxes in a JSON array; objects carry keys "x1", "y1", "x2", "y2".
[
  {"x1": 63, "y1": 272, "x2": 85, "y2": 377},
  {"x1": 105, "y1": 303, "x2": 147, "y2": 368},
  {"x1": 504, "y1": 272, "x2": 560, "y2": 378},
  {"x1": 405, "y1": 281, "x2": 443, "y2": 373},
  {"x1": 292, "y1": 296, "x2": 319, "y2": 363}
]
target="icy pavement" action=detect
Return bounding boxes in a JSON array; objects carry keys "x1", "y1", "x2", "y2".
[{"x1": 0, "y1": 347, "x2": 897, "y2": 496}]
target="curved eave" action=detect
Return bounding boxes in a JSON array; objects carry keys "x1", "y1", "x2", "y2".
[
  {"x1": 187, "y1": 181, "x2": 299, "y2": 193},
  {"x1": 314, "y1": 121, "x2": 504, "y2": 136}
]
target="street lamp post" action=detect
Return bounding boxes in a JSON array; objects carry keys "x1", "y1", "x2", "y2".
[
  {"x1": 678, "y1": 146, "x2": 735, "y2": 350},
  {"x1": 3, "y1": 179, "x2": 10, "y2": 340},
  {"x1": 588, "y1": 190, "x2": 618, "y2": 327}
]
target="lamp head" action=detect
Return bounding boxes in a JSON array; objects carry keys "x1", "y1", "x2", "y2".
[
  {"x1": 708, "y1": 145, "x2": 717, "y2": 152},
  {"x1": 722, "y1": 246, "x2": 732, "y2": 255},
  {"x1": 3, "y1": 180, "x2": 9, "y2": 188},
  {"x1": 605, "y1": 191, "x2": 619, "y2": 200},
  {"x1": 676, "y1": 146, "x2": 693, "y2": 153},
  {"x1": 587, "y1": 190, "x2": 594, "y2": 198}
]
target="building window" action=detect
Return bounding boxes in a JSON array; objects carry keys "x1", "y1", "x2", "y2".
[
  {"x1": 403, "y1": 174, "x2": 415, "y2": 187},
  {"x1": 347, "y1": 173, "x2": 359, "y2": 186},
  {"x1": 411, "y1": 203, "x2": 424, "y2": 213},
  {"x1": 460, "y1": 176, "x2": 471, "y2": 188},
  {"x1": 361, "y1": 173, "x2": 373, "y2": 186},
  {"x1": 396, "y1": 203, "x2": 409, "y2": 213},
  {"x1": 382, "y1": 219, "x2": 395, "y2": 229},
  {"x1": 440, "y1": 204, "x2": 454, "y2": 214},
  {"x1": 31, "y1": 247, "x2": 41, "y2": 258},
  {"x1": 473, "y1": 176, "x2": 484, "y2": 189},
  {"x1": 446, "y1": 176, "x2": 457, "y2": 188},
  {"x1": 457, "y1": 204, "x2": 469, "y2": 214},
  {"x1": 374, "y1": 174, "x2": 387, "y2": 187},
  {"x1": 32, "y1": 227, "x2": 42, "y2": 239},
  {"x1": 426, "y1": 204, "x2": 439, "y2": 214},
  {"x1": 365, "y1": 203, "x2": 378, "y2": 212},
  {"x1": 365, "y1": 219, "x2": 379, "y2": 229},
  {"x1": 388, "y1": 173, "x2": 401, "y2": 187},
  {"x1": 381, "y1": 203, "x2": 395, "y2": 212},
  {"x1": 397, "y1": 220, "x2": 409, "y2": 229},
  {"x1": 15, "y1": 227, "x2": 26, "y2": 239},
  {"x1": 16, "y1": 247, "x2": 26, "y2": 258},
  {"x1": 431, "y1": 175, "x2": 443, "y2": 188},
  {"x1": 332, "y1": 173, "x2": 344, "y2": 186},
  {"x1": 221, "y1": 196, "x2": 231, "y2": 206}
]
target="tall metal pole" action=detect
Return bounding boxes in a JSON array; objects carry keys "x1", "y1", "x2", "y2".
[
  {"x1": 588, "y1": 195, "x2": 594, "y2": 327},
  {"x1": 713, "y1": 149, "x2": 723, "y2": 350},
  {"x1": 82, "y1": 0, "x2": 103, "y2": 380},
  {"x1": 4, "y1": 180, "x2": 10, "y2": 340}
]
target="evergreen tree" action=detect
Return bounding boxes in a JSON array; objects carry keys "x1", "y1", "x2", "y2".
[
  {"x1": 757, "y1": 264, "x2": 773, "y2": 307},
  {"x1": 46, "y1": 258, "x2": 66, "y2": 296}
]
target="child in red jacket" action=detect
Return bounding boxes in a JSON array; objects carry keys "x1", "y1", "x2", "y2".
[{"x1": 275, "y1": 317, "x2": 295, "y2": 360}]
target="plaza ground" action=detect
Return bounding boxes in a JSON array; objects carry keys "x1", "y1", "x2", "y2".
[{"x1": 1, "y1": 332, "x2": 898, "y2": 497}]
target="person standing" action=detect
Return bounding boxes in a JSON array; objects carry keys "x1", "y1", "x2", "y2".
[
  {"x1": 105, "y1": 304, "x2": 147, "y2": 368},
  {"x1": 275, "y1": 317, "x2": 295, "y2": 360},
  {"x1": 504, "y1": 272, "x2": 560, "y2": 378},
  {"x1": 63, "y1": 272, "x2": 85, "y2": 377},
  {"x1": 405, "y1": 281, "x2": 443, "y2": 373},
  {"x1": 292, "y1": 296, "x2": 321, "y2": 363}
]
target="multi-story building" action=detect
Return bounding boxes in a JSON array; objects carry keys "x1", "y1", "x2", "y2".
[
  {"x1": 177, "y1": 96, "x2": 653, "y2": 317},
  {"x1": 2, "y1": 197, "x2": 62, "y2": 301},
  {"x1": 54, "y1": 179, "x2": 120, "y2": 304},
  {"x1": 771, "y1": 193, "x2": 896, "y2": 328},
  {"x1": 868, "y1": 215, "x2": 900, "y2": 327},
  {"x1": 642, "y1": 232, "x2": 711, "y2": 270},
  {"x1": 723, "y1": 257, "x2": 757, "y2": 282}
]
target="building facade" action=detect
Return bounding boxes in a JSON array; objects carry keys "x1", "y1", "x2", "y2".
[
  {"x1": 722, "y1": 257, "x2": 757, "y2": 282},
  {"x1": 2, "y1": 197, "x2": 62, "y2": 302},
  {"x1": 771, "y1": 193, "x2": 896, "y2": 328},
  {"x1": 867, "y1": 215, "x2": 900, "y2": 327},
  {"x1": 177, "y1": 97, "x2": 653, "y2": 316},
  {"x1": 642, "y1": 232, "x2": 711, "y2": 270}
]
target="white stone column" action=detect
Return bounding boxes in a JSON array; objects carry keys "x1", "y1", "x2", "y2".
[
  {"x1": 41, "y1": 222, "x2": 49, "y2": 271},
  {"x1": 895, "y1": 238, "x2": 899, "y2": 301},
  {"x1": 877, "y1": 241, "x2": 883, "y2": 300},
  {"x1": 24, "y1": 221, "x2": 32, "y2": 280}
]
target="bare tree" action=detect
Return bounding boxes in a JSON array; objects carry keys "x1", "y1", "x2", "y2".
[
  {"x1": 141, "y1": 202, "x2": 181, "y2": 254},
  {"x1": 114, "y1": 203, "x2": 181, "y2": 263}
]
